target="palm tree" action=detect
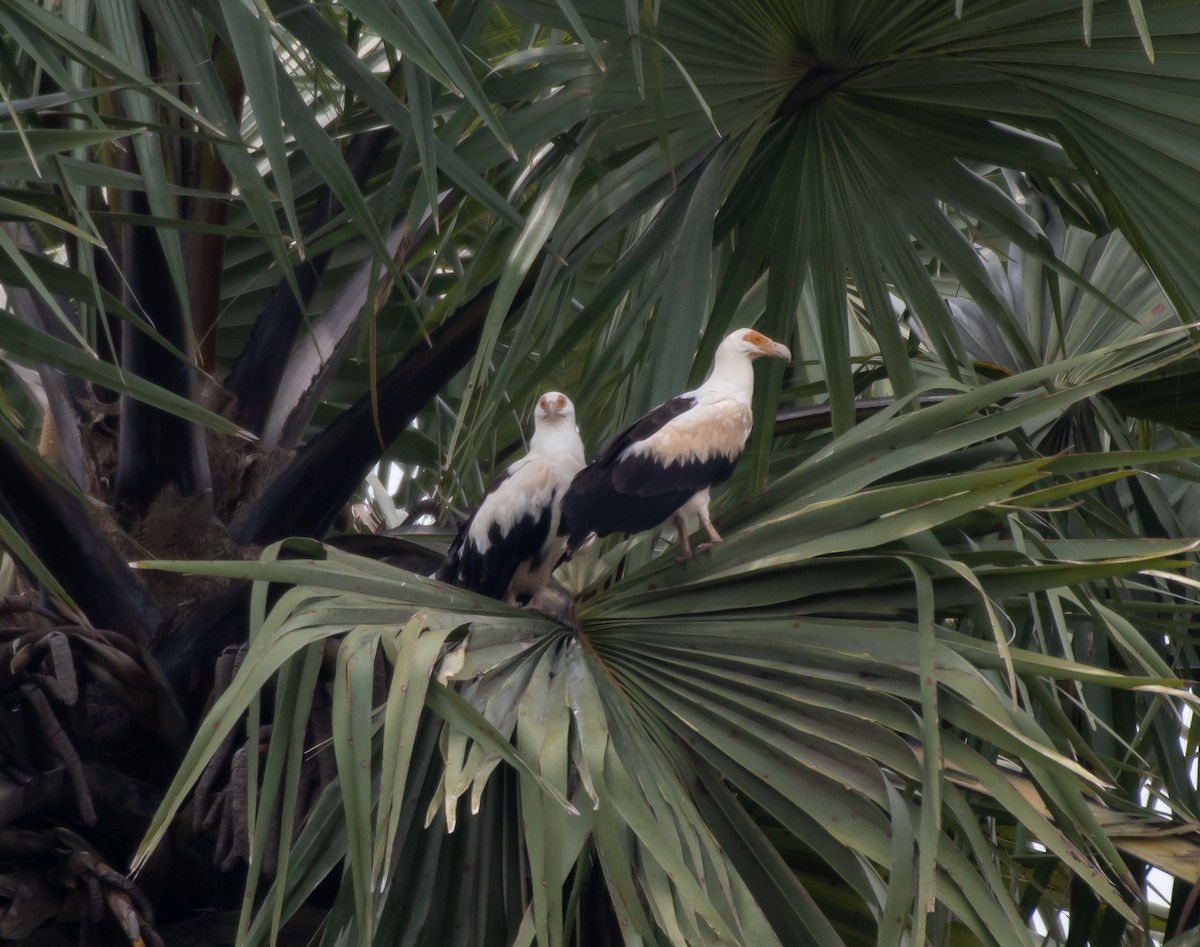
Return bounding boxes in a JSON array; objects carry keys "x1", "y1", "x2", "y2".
[{"x1": 1, "y1": 0, "x2": 1199, "y2": 943}]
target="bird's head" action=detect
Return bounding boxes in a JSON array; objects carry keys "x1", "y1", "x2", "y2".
[
  {"x1": 723, "y1": 328, "x2": 792, "y2": 362},
  {"x1": 535, "y1": 391, "x2": 575, "y2": 423}
]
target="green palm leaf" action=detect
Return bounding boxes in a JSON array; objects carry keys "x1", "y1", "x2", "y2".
[
  {"x1": 3, "y1": 1, "x2": 1200, "y2": 943},
  {"x1": 134, "y1": 330, "x2": 1200, "y2": 944}
]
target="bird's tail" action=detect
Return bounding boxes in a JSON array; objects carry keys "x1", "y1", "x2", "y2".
[{"x1": 437, "y1": 534, "x2": 464, "y2": 585}]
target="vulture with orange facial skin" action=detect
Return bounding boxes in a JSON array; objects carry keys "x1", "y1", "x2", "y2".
[
  {"x1": 439, "y1": 391, "x2": 585, "y2": 607},
  {"x1": 561, "y1": 328, "x2": 790, "y2": 560}
]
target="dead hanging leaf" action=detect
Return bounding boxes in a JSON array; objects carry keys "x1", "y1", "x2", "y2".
[
  {"x1": 46, "y1": 631, "x2": 77, "y2": 704},
  {"x1": 56, "y1": 829, "x2": 162, "y2": 947},
  {"x1": 924, "y1": 743, "x2": 1200, "y2": 884},
  {"x1": 101, "y1": 885, "x2": 142, "y2": 941},
  {"x1": 0, "y1": 870, "x2": 61, "y2": 940}
]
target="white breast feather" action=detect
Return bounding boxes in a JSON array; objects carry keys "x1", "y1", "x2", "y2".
[{"x1": 466, "y1": 422, "x2": 584, "y2": 555}]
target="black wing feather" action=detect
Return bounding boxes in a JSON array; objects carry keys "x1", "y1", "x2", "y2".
[
  {"x1": 439, "y1": 479, "x2": 556, "y2": 600},
  {"x1": 437, "y1": 470, "x2": 513, "y2": 587},
  {"x1": 560, "y1": 395, "x2": 738, "y2": 546}
]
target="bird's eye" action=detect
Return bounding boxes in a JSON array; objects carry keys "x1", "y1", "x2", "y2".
[{"x1": 744, "y1": 330, "x2": 766, "y2": 346}]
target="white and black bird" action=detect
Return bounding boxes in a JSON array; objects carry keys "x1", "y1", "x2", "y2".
[
  {"x1": 439, "y1": 391, "x2": 585, "y2": 607},
  {"x1": 561, "y1": 328, "x2": 790, "y2": 561}
]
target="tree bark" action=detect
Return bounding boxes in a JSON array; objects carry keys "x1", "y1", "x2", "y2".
[
  {"x1": 225, "y1": 127, "x2": 395, "y2": 435},
  {"x1": 111, "y1": 189, "x2": 211, "y2": 513},
  {"x1": 0, "y1": 439, "x2": 164, "y2": 643},
  {"x1": 230, "y1": 267, "x2": 537, "y2": 545}
]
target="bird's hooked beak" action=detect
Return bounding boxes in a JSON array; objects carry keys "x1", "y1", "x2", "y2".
[
  {"x1": 746, "y1": 331, "x2": 791, "y2": 362},
  {"x1": 766, "y1": 338, "x2": 791, "y2": 361},
  {"x1": 538, "y1": 392, "x2": 570, "y2": 418}
]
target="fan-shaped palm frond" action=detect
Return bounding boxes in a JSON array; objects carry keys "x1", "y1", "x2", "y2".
[
  {"x1": 2, "y1": 0, "x2": 1200, "y2": 943},
  {"x1": 136, "y1": 329, "x2": 1200, "y2": 946}
]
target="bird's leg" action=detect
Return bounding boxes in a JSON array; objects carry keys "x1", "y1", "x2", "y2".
[
  {"x1": 693, "y1": 510, "x2": 724, "y2": 555},
  {"x1": 674, "y1": 513, "x2": 694, "y2": 565},
  {"x1": 523, "y1": 588, "x2": 545, "y2": 611}
]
